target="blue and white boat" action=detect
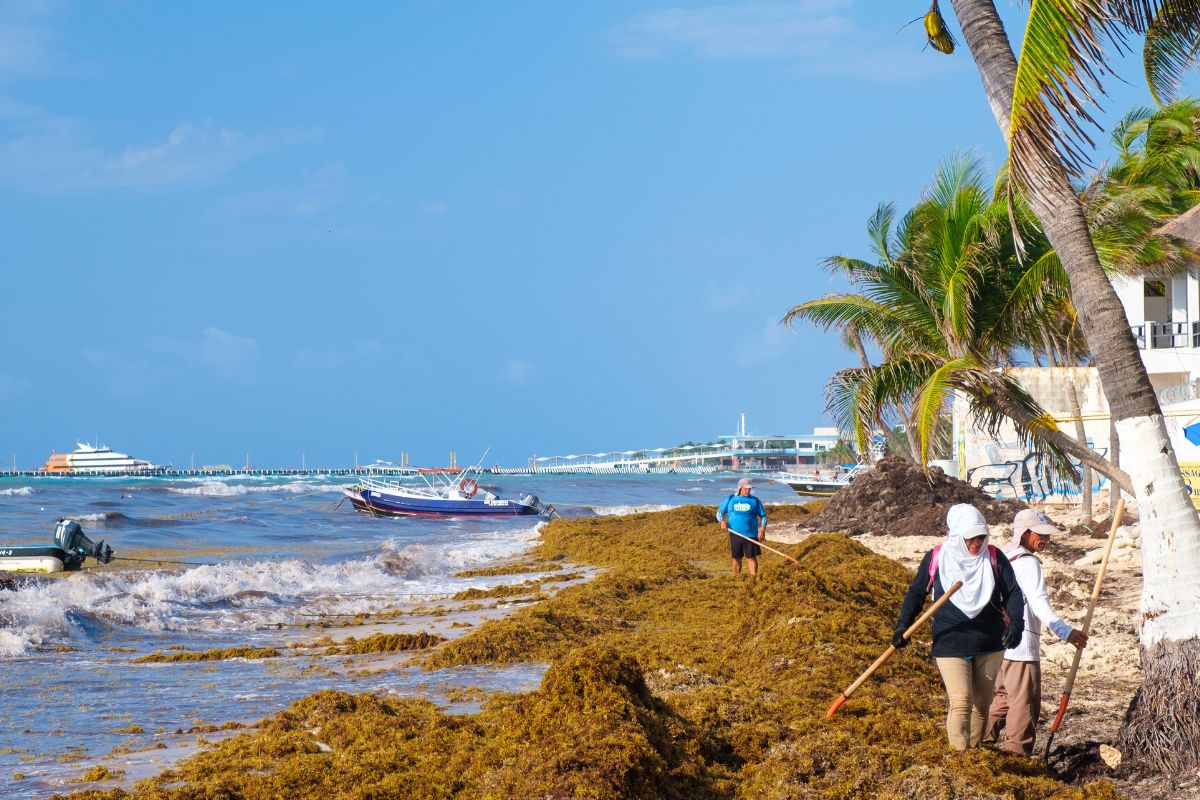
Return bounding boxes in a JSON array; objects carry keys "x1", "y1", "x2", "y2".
[{"x1": 342, "y1": 465, "x2": 552, "y2": 518}]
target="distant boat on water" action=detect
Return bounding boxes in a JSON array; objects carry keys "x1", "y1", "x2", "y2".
[
  {"x1": 342, "y1": 464, "x2": 554, "y2": 517},
  {"x1": 43, "y1": 442, "x2": 160, "y2": 474},
  {"x1": 773, "y1": 464, "x2": 866, "y2": 498}
]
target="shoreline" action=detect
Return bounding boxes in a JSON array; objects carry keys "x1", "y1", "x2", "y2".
[{"x1": 52, "y1": 503, "x2": 1148, "y2": 799}]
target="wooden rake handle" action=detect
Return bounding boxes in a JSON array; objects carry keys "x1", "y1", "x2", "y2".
[
  {"x1": 1048, "y1": 498, "x2": 1125, "y2": 735},
  {"x1": 826, "y1": 580, "x2": 964, "y2": 718},
  {"x1": 727, "y1": 528, "x2": 800, "y2": 565}
]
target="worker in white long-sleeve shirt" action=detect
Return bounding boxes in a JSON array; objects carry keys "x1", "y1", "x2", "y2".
[{"x1": 984, "y1": 508, "x2": 1088, "y2": 755}]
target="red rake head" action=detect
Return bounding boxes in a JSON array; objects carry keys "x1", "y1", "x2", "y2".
[{"x1": 825, "y1": 694, "x2": 848, "y2": 718}]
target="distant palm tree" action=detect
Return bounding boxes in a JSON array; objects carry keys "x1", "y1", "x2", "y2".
[
  {"x1": 929, "y1": 0, "x2": 1200, "y2": 769},
  {"x1": 785, "y1": 154, "x2": 1133, "y2": 492}
]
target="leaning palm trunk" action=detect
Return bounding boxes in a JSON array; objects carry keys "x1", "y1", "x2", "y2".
[
  {"x1": 952, "y1": 0, "x2": 1200, "y2": 770},
  {"x1": 978, "y1": 385, "x2": 1133, "y2": 495},
  {"x1": 1068, "y1": 379, "x2": 1093, "y2": 521}
]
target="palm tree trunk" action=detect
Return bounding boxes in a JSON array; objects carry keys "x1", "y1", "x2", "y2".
[
  {"x1": 1068, "y1": 379, "x2": 1093, "y2": 521},
  {"x1": 1110, "y1": 415, "x2": 1121, "y2": 509},
  {"x1": 951, "y1": 0, "x2": 1200, "y2": 770},
  {"x1": 979, "y1": 388, "x2": 1133, "y2": 495}
]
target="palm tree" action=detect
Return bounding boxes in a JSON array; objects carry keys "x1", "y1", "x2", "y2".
[
  {"x1": 786, "y1": 154, "x2": 1132, "y2": 491},
  {"x1": 934, "y1": 0, "x2": 1200, "y2": 770}
]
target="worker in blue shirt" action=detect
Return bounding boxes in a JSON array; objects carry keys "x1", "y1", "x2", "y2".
[{"x1": 716, "y1": 477, "x2": 768, "y2": 576}]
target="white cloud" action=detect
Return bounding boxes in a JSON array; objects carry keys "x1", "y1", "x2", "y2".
[
  {"x1": 0, "y1": 371, "x2": 30, "y2": 400},
  {"x1": 0, "y1": 0, "x2": 64, "y2": 83},
  {"x1": 0, "y1": 105, "x2": 319, "y2": 192},
  {"x1": 705, "y1": 282, "x2": 753, "y2": 312},
  {"x1": 610, "y1": 1, "x2": 961, "y2": 81},
  {"x1": 501, "y1": 359, "x2": 536, "y2": 387},
  {"x1": 215, "y1": 162, "x2": 347, "y2": 218},
  {"x1": 84, "y1": 328, "x2": 261, "y2": 395},
  {"x1": 492, "y1": 190, "x2": 522, "y2": 208},
  {"x1": 146, "y1": 328, "x2": 260, "y2": 380},
  {"x1": 738, "y1": 317, "x2": 794, "y2": 365},
  {"x1": 81, "y1": 348, "x2": 167, "y2": 398},
  {"x1": 293, "y1": 339, "x2": 384, "y2": 370},
  {"x1": 420, "y1": 199, "x2": 450, "y2": 217},
  {"x1": 613, "y1": 1, "x2": 853, "y2": 59}
]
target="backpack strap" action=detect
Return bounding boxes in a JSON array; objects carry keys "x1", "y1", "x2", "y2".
[
  {"x1": 926, "y1": 543, "x2": 1000, "y2": 594},
  {"x1": 925, "y1": 544, "x2": 943, "y2": 593}
]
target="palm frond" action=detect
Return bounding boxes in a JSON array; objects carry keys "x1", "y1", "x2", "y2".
[
  {"x1": 911, "y1": 358, "x2": 970, "y2": 466},
  {"x1": 1009, "y1": 0, "x2": 1123, "y2": 188},
  {"x1": 866, "y1": 202, "x2": 897, "y2": 265},
  {"x1": 1111, "y1": 1, "x2": 1200, "y2": 103}
]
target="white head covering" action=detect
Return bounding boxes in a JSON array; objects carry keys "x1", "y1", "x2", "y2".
[{"x1": 936, "y1": 504, "x2": 995, "y2": 619}]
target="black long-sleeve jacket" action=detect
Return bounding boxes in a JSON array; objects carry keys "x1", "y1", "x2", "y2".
[{"x1": 894, "y1": 548, "x2": 1025, "y2": 658}]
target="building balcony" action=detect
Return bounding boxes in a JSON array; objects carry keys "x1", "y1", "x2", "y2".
[{"x1": 1130, "y1": 321, "x2": 1200, "y2": 349}]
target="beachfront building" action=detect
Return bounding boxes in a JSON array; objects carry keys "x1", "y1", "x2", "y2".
[
  {"x1": 716, "y1": 427, "x2": 842, "y2": 471},
  {"x1": 516, "y1": 425, "x2": 845, "y2": 474},
  {"x1": 955, "y1": 207, "x2": 1200, "y2": 502}
]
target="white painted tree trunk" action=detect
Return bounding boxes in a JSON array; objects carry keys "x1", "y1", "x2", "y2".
[
  {"x1": 1117, "y1": 416, "x2": 1200, "y2": 647},
  {"x1": 950, "y1": 0, "x2": 1200, "y2": 768}
]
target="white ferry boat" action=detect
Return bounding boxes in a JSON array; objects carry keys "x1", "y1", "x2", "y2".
[{"x1": 43, "y1": 442, "x2": 160, "y2": 474}]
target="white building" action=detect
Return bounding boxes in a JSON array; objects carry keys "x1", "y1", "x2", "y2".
[{"x1": 956, "y1": 206, "x2": 1200, "y2": 502}]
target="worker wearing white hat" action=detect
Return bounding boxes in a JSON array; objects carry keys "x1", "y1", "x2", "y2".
[{"x1": 984, "y1": 508, "x2": 1088, "y2": 756}]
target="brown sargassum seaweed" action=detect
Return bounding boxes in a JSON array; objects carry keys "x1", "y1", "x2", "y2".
[{"x1": 57, "y1": 504, "x2": 1118, "y2": 799}]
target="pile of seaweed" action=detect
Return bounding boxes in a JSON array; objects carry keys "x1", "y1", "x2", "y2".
[
  {"x1": 58, "y1": 505, "x2": 1113, "y2": 800},
  {"x1": 802, "y1": 457, "x2": 1027, "y2": 536}
]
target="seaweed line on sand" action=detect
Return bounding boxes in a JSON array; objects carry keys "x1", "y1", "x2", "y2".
[{"x1": 56, "y1": 504, "x2": 1117, "y2": 800}]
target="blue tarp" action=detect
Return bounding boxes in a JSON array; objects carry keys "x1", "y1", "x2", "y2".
[{"x1": 1185, "y1": 422, "x2": 1200, "y2": 447}]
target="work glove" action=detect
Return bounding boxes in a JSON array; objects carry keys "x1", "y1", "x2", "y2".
[
  {"x1": 1001, "y1": 625, "x2": 1023, "y2": 650},
  {"x1": 891, "y1": 631, "x2": 908, "y2": 649}
]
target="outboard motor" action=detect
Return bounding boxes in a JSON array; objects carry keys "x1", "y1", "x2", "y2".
[
  {"x1": 53, "y1": 519, "x2": 114, "y2": 571},
  {"x1": 522, "y1": 494, "x2": 559, "y2": 519}
]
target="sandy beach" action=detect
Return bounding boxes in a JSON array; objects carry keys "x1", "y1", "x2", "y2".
[
  {"x1": 771, "y1": 496, "x2": 1198, "y2": 800},
  {"x1": 48, "y1": 497, "x2": 1159, "y2": 800}
]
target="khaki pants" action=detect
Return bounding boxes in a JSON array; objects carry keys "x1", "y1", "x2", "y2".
[
  {"x1": 935, "y1": 652, "x2": 1004, "y2": 750},
  {"x1": 985, "y1": 659, "x2": 1041, "y2": 756}
]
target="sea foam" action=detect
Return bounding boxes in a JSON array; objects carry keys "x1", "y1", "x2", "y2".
[
  {"x1": 590, "y1": 503, "x2": 678, "y2": 516},
  {"x1": 168, "y1": 480, "x2": 322, "y2": 497},
  {"x1": 0, "y1": 522, "x2": 546, "y2": 655}
]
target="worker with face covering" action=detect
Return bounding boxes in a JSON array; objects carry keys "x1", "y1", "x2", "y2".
[{"x1": 892, "y1": 503, "x2": 1026, "y2": 750}]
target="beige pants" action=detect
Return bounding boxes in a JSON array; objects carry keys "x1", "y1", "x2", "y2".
[
  {"x1": 935, "y1": 652, "x2": 1005, "y2": 750},
  {"x1": 985, "y1": 659, "x2": 1041, "y2": 756}
]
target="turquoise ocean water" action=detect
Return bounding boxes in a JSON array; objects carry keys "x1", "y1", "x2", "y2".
[{"x1": 0, "y1": 472, "x2": 803, "y2": 798}]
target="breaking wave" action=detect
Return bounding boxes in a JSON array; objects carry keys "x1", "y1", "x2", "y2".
[
  {"x1": 0, "y1": 487, "x2": 33, "y2": 496},
  {"x1": 0, "y1": 522, "x2": 545, "y2": 656},
  {"x1": 590, "y1": 504, "x2": 678, "y2": 516},
  {"x1": 168, "y1": 480, "x2": 321, "y2": 497}
]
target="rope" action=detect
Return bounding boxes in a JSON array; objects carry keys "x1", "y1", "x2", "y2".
[{"x1": 112, "y1": 556, "x2": 217, "y2": 567}]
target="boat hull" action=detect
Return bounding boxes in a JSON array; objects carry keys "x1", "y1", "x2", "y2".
[
  {"x1": 0, "y1": 546, "x2": 67, "y2": 573},
  {"x1": 344, "y1": 488, "x2": 539, "y2": 517},
  {"x1": 780, "y1": 480, "x2": 849, "y2": 498}
]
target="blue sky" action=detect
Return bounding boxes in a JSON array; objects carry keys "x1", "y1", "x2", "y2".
[{"x1": 0, "y1": 1, "x2": 1189, "y2": 468}]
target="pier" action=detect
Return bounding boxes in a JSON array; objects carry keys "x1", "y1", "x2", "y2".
[{"x1": 0, "y1": 468, "x2": 373, "y2": 479}]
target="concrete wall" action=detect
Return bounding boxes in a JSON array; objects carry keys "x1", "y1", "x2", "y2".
[{"x1": 953, "y1": 367, "x2": 1111, "y2": 502}]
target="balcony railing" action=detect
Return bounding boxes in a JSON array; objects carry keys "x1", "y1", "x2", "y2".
[{"x1": 1130, "y1": 321, "x2": 1200, "y2": 349}]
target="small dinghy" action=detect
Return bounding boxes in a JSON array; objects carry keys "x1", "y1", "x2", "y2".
[
  {"x1": 343, "y1": 465, "x2": 555, "y2": 518},
  {"x1": 0, "y1": 519, "x2": 114, "y2": 574}
]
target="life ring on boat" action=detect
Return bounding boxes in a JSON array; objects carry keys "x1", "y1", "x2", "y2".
[{"x1": 460, "y1": 478, "x2": 479, "y2": 498}]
